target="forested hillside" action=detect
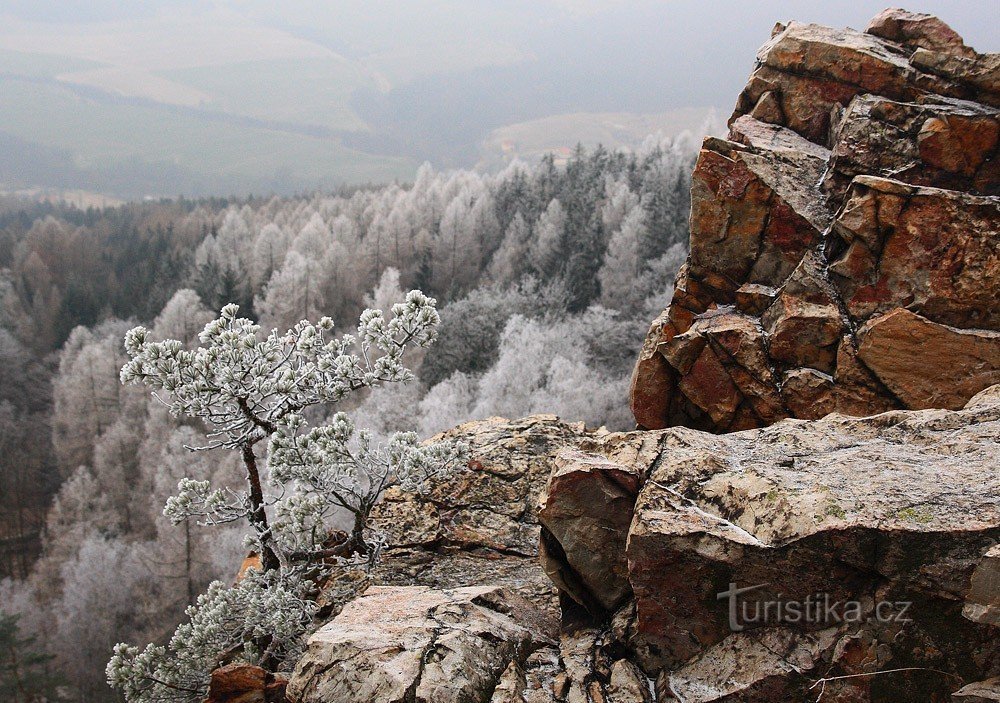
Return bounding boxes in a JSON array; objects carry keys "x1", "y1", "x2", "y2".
[{"x1": 0, "y1": 135, "x2": 698, "y2": 701}]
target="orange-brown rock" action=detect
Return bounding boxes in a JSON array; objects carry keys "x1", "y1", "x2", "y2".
[
  {"x1": 780, "y1": 367, "x2": 835, "y2": 419},
  {"x1": 733, "y1": 21, "x2": 965, "y2": 144},
  {"x1": 963, "y1": 545, "x2": 1000, "y2": 626},
  {"x1": 911, "y1": 49, "x2": 1000, "y2": 104},
  {"x1": 538, "y1": 434, "x2": 663, "y2": 613},
  {"x1": 633, "y1": 10, "x2": 1000, "y2": 431},
  {"x1": 865, "y1": 8, "x2": 975, "y2": 59},
  {"x1": 857, "y1": 308, "x2": 1000, "y2": 410},
  {"x1": 538, "y1": 452, "x2": 641, "y2": 612},
  {"x1": 829, "y1": 177, "x2": 1000, "y2": 329},
  {"x1": 823, "y1": 96, "x2": 999, "y2": 198},
  {"x1": 207, "y1": 664, "x2": 287, "y2": 703}
]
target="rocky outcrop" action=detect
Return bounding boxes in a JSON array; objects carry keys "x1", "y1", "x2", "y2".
[
  {"x1": 631, "y1": 9, "x2": 1000, "y2": 432},
  {"x1": 276, "y1": 10, "x2": 999, "y2": 703},
  {"x1": 282, "y1": 415, "x2": 600, "y2": 702},
  {"x1": 287, "y1": 585, "x2": 557, "y2": 703},
  {"x1": 538, "y1": 385, "x2": 1000, "y2": 702},
  {"x1": 284, "y1": 390, "x2": 1000, "y2": 703},
  {"x1": 305, "y1": 415, "x2": 601, "y2": 622}
]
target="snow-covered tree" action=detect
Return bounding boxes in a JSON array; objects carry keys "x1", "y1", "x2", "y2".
[
  {"x1": 600, "y1": 177, "x2": 640, "y2": 236},
  {"x1": 531, "y1": 198, "x2": 566, "y2": 278},
  {"x1": 250, "y1": 223, "x2": 290, "y2": 289},
  {"x1": 471, "y1": 314, "x2": 633, "y2": 430},
  {"x1": 488, "y1": 212, "x2": 532, "y2": 286},
  {"x1": 92, "y1": 415, "x2": 148, "y2": 535},
  {"x1": 255, "y1": 251, "x2": 326, "y2": 332},
  {"x1": 418, "y1": 371, "x2": 478, "y2": 437},
  {"x1": 108, "y1": 292, "x2": 467, "y2": 701},
  {"x1": 363, "y1": 267, "x2": 405, "y2": 316},
  {"x1": 107, "y1": 569, "x2": 314, "y2": 703},
  {"x1": 120, "y1": 292, "x2": 453, "y2": 569},
  {"x1": 56, "y1": 535, "x2": 155, "y2": 700},
  {"x1": 51, "y1": 322, "x2": 135, "y2": 474},
  {"x1": 432, "y1": 189, "x2": 483, "y2": 296},
  {"x1": 152, "y1": 289, "x2": 214, "y2": 347},
  {"x1": 598, "y1": 205, "x2": 648, "y2": 310}
]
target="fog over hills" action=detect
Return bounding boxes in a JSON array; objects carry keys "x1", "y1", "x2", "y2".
[{"x1": 0, "y1": 0, "x2": 995, "y2": 198}]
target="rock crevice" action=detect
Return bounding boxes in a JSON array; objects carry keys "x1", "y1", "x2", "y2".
[{"x1": 538, "y1": 386, "x2": 1000, "y2": 702}]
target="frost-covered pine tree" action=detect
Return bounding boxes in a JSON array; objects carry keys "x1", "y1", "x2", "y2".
[
  {"x1": 531, "y1": 198, "x2": 566, "y2": 279},
  {"x1": 107, "y1": 291, "x2": 467, "y2": 702},
  {"x1": 488, "y1": 212, "x2": 532, "y2": 286}
]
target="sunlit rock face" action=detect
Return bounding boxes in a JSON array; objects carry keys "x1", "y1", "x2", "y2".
[{"x1": 631, "y1": 8, "x2": 1000, "y2": 432}]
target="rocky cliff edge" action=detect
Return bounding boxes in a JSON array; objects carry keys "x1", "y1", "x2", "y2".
[{"x1": 217, "y1": 10, "x2": 1000, "y2": 703}]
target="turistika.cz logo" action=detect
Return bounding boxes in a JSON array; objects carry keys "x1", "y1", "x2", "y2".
[{"x1": 717, "y1": 583, "x2": 913, "y2": 631}]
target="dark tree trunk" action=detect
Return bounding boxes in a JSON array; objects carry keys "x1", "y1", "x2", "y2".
[{"x1": 242, "y1": 443, "x2": 280, "y2": 572}]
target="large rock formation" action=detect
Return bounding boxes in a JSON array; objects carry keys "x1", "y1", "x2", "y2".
[
  {"x1": 537, "y1": 385, "x2": 1000, "y2": 702},
  {"x1": 286, "y1": 386, "x2": 1000, "y2": 703},
  {"x1": 280, "y1": 10, "x2": 1000, "y2": 703},
  {"x1": 359, "y1": 415, "x2": 598, "y2": 615},
  {"x1": 631, "y1": 9, "x2": 1000, "y2": 432},
  {"x1": 284, "y1": 415, "x2": 601, "y2": 703}
]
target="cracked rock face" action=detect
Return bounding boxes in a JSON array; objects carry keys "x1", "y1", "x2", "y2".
[
  {"x1": 631, "y1": 10, "x2": 1000, "y2": 432},
  {"x1": 284, "y1": 416, "x2": 602, "y2": 703},
  {"x1": 286, "y1": 585, "x2": 557, "y2": 703},
  {"x1": 539, "y1": 385, "x2": 1000, "y2": 702}
]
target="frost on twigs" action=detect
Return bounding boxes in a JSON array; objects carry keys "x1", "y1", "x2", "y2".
[
  {"x1": 119, "y1": 291, "x2": 440, "y2": 451},
  {"x1": 269, "y1": 412, "x2": 468, "y2": 558},
  {"x1": 106, "y1": 569, "x2": 314, "y2": 703},
  {"x1": 110, "y1": 292, "x2": 469, "y2": 703}
]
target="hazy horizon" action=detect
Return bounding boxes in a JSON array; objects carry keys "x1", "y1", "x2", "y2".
[{"x1": 1, "y1": 0, "x2": 996, "y2": 200}]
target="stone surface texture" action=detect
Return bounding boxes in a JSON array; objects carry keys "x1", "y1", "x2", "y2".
[
  {"x1": 207, "y1": 664, "x2": 288, "y2": 703},
  {"x1": 284, "y1": 415, "x2": 600, "y2": 703},
  {"x1": 307, "y1": 415, "x2": 601, "y2": 623},
  {"x1": 286, "y1": 585, "x2": 557, "y2": 703},
  {"x1": 276, "y1": 10, "x2": 1000, "y2": 703},
  {"x1": 631, "y1": 10, "x2": 1000, "y2": 432},
  {"x1": 538, "y1": 386, "x2": 1000, "y2": 702}
]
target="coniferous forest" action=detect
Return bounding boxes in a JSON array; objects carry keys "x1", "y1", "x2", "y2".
[
  {"x1": 4, "y1": 4, "x2": 999, "y2": 702},
  {"x1": 0, "y1": 138, "x2": 698, "y2": 701}
]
